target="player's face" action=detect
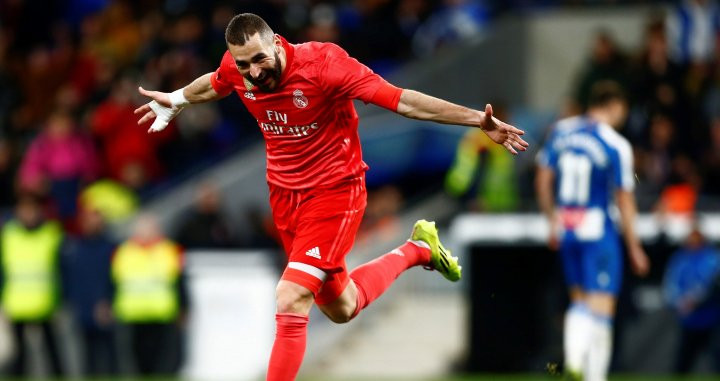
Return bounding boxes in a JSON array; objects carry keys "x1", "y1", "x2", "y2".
[{"x1": 228, "y1": 33, "x2": 283, "y2": 92}]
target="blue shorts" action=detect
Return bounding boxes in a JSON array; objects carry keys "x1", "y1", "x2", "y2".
[{"x1": 560, "y1": 231, "x2": 623, "y2": 295}]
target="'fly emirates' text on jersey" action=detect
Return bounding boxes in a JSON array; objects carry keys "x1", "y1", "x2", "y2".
[{"x1": 210, "y1": 36, "x2": 402, "y2": 189}]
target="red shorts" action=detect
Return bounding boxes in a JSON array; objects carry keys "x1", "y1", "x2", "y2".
[{"x1": 269, "y1": 176, "x2": 366, "y2": 305}]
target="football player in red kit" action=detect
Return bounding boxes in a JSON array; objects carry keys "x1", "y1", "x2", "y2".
[{"x1": 135, "y1": 13, "x2": 528, "y2": 381}]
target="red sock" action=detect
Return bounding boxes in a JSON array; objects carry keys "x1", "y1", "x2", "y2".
[
  {"x1": 349, "y1": 241, "x2": 430, "y2": 318},
  {"x1": 266, "y1": 313, "x2": 309, "y2": 381}
]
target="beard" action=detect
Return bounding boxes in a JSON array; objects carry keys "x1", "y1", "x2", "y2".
[{"x1": 245, "y1": 51, "x2": 282, "y2": 92}]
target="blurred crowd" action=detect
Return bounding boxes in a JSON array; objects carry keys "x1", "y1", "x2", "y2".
[
  {"x1": 3, "y1": 0, "x2": 709, "y2": 224},
  {"x1": 0, "y1": 0, "x2": 718, "y2": 377},
  {"x1": 0, "y1": 0, "x2": 504, "y2": 228},
  {"x1": 447, "y1": 0, "x2": 720, "y2": 216},
  {"x1": 569, "y1": 1, "x2": 720, "y2": 215},
  {"x1": 0, "y1": 0, "x2": 494, "y2": 377}
]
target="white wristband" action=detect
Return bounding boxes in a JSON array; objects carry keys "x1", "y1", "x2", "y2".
[{"x1": 169, "y1": 88, "x2": 189, "y2": 108}]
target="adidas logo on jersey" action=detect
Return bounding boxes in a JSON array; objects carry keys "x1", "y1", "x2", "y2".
[
  {"x1": 244, "y1": 91, "x2": 256, "y2": 100},
  {"x1": 305, "y1": 246, "x2": 321, "y2": 259}
]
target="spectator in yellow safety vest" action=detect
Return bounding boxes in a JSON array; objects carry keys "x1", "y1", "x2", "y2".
[
  {"x1": 445, "y1": 103, "x2": 519, "y2": 212},
  {"x1": 111, "y1": 213, "x2": 188, "y2": 376},
  {"x1": 0, "y1": 195, "x2": 64, "y2": 377}
]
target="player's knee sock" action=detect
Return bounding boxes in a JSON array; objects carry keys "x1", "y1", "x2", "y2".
[
  {"x1": 586, "y1": 312, "x2": 613, "y2": 381},
  {"x1": 563, "y1": 302, "x2": 594, "y2": 376},
  {"x1": 349, "y1": 241, "x2": 430, "y2": 318},
  {"x1": 266, "y1": 313, "x2": 309, "y2": 381}
]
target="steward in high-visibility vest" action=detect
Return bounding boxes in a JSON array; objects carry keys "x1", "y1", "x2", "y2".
[
  {"x1": 111, "y1": 238, "x2": 184, "y2": 323},
  {"x1": 114, "y1": 214, "x2": 187, "y2": 375},
  {"x1": 0, "y1": 218, "x2": 63, "y2": 322},
  {"x1": 445, "y1": 128, "x2": 519, "y2": 212}
]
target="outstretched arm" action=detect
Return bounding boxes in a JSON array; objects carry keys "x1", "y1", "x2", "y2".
[
  {"x1": 134, "y1": 73, "x2": 228, "y2": 132},
  {"x1": 396, "y1": 89, "x2": 528, "y2": 154},
  {"x1": 616, "y1": 189, "x2": 650, "y2": 277}
]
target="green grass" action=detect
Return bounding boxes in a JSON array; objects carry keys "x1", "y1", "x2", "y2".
[
  {"x1": 300, "y1": 375, "x2": 719, "y2": 381},
  {"x1": 5, "y1": 375, "x2": 717, "y2": 381}
]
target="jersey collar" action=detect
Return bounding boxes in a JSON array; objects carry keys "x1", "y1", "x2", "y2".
[{"x1": 277, "y1": 35, "x2": 294, "y2": 88}]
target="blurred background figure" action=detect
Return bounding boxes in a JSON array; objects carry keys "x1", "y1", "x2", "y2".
[
  {"x1": 18, "y1": 110, "x2": 100, "y2": 222},
  {"x1": 702, "y1": 119, "x2": 720, "y2": 195},
  {"x1": 357, "y1": 185, "x2": 405, "y2": 244},
  {"x1": 111, "y1": 213, "x2": 187, "y2": 376},
  {"x1": 0, "y1": 138, "x2": 18, "y2": 216},
  {"x1": 302, "y1": 3, "x2": 340, "y2": 43},
  {"x1": 173, "y1": 181, "x2": 235, "y2": 249},
  {"x1": 663, "y1": 222, "x2": 720, "y2": 374},
  {"x1": 62, "y1": 206, "x2": 117, "y2": 376},
  {"x1": 445, "y1": 103, "x2": 518, "y2": 212},
  {"x1": 89, "y1": 76, "x2": 172, "y2": 196},
  {"x1": 627, "y1": 17, "x2": 684, "y2": 144},
  {"x1": 0, "y1": 195, "x2": 64, "y2": 377},
  {"x1": 412, "y1": 0, "x2": 491, "y2": 57},
  {"x1": 536, "y1": 82, "x2": 649, "y2": 381},
  {"x1": 78, "y1": 179, "x2": 139, "y2": 225},
  {"x1": 654, "y1": 154, "x2": 702, "y2": 220},
  {"x1": 571, "y1": 29, "x2": 629, "y2": 115},
  {"x1": 636, "y1": 112, "x2": 677, "y2": 197},
  {"x1": 666, "y1": 0, "x2": 720, "y2": 67}
]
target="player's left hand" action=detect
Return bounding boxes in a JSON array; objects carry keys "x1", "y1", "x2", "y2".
[{"x1": 480, "y1": 104, "x2": 529, "y2": 155}]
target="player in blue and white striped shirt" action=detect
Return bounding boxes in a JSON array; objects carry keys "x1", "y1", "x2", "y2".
[{"x1": 536, "y1": 82, "x2": 650, "y2": 381}]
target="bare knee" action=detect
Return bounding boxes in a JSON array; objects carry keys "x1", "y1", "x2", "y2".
[
  {"x1": 321, "y1": 305, "x2": 355, "y2": 324},
  {"x1": 586, "y1": 292, "x2": 616, "y2": 317},
  {"x1": 276, "y1": 281, "x2": 314, "y2": 315},
  {"x1": 568, "y1": 287, "x2": 586, "y2": 303},
  {"x1": 318, "y1": 282, "x2": 358, "y2": 324}
]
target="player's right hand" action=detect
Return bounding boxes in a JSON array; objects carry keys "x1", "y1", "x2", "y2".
[
  {"x1": 628, "y1": 245, "x2": 650, "y2": 277},
  {"x1": 547, "y1": 214, "x2": 560, "y2": 251},
  {"x1": 480, "y1": 104, "x2": 529, "y2": 155},
  {"x1": 547, "y1": 213, "x2": 562, "y2": 251},
  {"x1": 134, "y1": 87, "x2": 183, "y2": 133}
]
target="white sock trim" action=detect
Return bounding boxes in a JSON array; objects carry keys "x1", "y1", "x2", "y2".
[
  {"x1": 390, "y1": 248, "x2": 405, "y2": 256},
  {"x1": 407, "y1": 239, "x2": 431, "y2": 250},
  {"x1": 287, "y1": 262, "x2": 327, "y2": 281}
]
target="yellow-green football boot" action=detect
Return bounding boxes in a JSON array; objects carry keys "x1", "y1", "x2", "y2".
[{"x1": 411, "y1": 219, "x2": 461, "y2": 282}]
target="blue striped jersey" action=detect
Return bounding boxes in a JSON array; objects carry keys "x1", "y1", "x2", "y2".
[{"x1": 537, "y1": 116, "x2": 634, "y2": 211}]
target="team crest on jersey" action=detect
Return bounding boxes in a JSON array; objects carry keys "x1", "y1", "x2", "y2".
[
  {"x1": 244, "y1": 91, "x2": 256, "y2": 100},
  {"x1": 292, "y1": 89, "x2": 309, "y2": 108}
]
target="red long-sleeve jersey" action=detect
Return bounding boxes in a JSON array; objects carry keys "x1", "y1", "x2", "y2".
[{"x1": 210, "y1": 36, "x2": 402, "y2": 189}]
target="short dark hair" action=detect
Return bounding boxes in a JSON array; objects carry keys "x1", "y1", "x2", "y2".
[
  {"x1": 225, "y1": 13, "x2": 274, "y2": 46},
  {"x1": 588, "y1": 80, "x2": 626, "y2": 108}
]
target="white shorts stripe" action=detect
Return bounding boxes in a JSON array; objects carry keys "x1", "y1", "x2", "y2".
[{"x1": 288, "y1": 262, "x2": 327, "y2": 281}]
